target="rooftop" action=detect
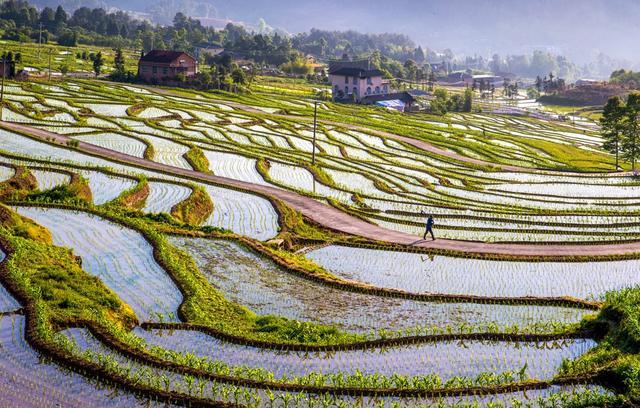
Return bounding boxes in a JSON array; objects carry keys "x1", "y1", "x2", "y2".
[
  {"x1": 329, "y1": 67, "x2": 384, "y2": 78},
  {"x1": 140, "y1": 50, "x2": 195, "y2": 64}
]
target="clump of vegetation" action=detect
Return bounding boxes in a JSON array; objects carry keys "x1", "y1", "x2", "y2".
[
  {"x1": 306, "y1": 164, "x2": 335, "y2": 187},
  {"x1": 0, "y1": 203, "x2": 52, "y2": 244},
  {"x1": 4, "y1": 232, "x2": 137, "y2": 328},
  {"x1": 183, "y1": 147, "x2": 211, "y2": 173},
  {"x1": 108, "y1": 177, "x2": 149, "y2": 210},
  {"x1": 430, "y1": 88, "x2": 473, "y2": 114},
  {"x1": 126, "y1": 103, "x2": 149, "y2": 117},
  {"x1": 0, "y1": 166, "x2": 37, "y2": 200},
  {"x1": 170, "y1": 185, "x2": 213, "y2": 225},
  {"x1": 255, "y1": 315, "x2": 340, "y2": 343},
  {"x1": 28, "y1": 173, "x2": 92, "y2": 204}
]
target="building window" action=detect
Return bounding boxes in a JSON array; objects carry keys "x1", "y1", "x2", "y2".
[
  {"x1": 353, "y1": 87, "x2": 358, "y2": 96},
  {"x1": 152, "y1": 66, "x2": 157, "y2": 74},
  {"x1": 345, "y1": 86, "x2": 349, "y2": 94},
  {"x1": 334, "y1": 85, "x2": 339, "y2": 94},
  {"x1": 366, "y1": 87, "x2": 372, "y2": 95},
  {"x1": 141, "y1": 66, "x2": 148, "y2": 72},
  {"x1": 353, "y1": 77, "x2": 357, "y2": 85},
  {"x1": 163, "y1": 67, "x2": 168, "y2": 75},
  {"x1": 344, "y1": 76, "x2": 349, "y2": 84},
  {"x1": 383, "y1": 85, "x2": 388, "y2": 94},
  {"x1": 367, "y1": 77, "x2": 372, "y2": 85},
  {"x1": 375, "y1": 86, "x2": 380, "y2": 94}
]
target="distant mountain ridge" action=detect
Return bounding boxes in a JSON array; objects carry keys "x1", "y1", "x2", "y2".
[{"x1": 25, "y1": 0, "x2": 640, "y2": 67}]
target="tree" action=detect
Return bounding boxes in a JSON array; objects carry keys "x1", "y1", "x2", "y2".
[
  {"x1": 92, "y1": 51, "x2": 104, "y2": 77},
  {"x1": 622, "y1": 93, "x2": 640, "y2": 171},
  {"x1": 113, "y1": 47, "x2": 125, "y2": 77},
  {"x1": 403, "y1": 59, "x2": 418, "y2": 81},
  {"x1": 601, "y1": 96, "x2": 625, "y2": 170},
  {"x1": 535, "y1": 76, "x2": 543, "y2": 92},
  {"x1": 57, "y1": 29, "x2": 78, "y2": 46},
  {"x1": 526, "y1": 87, "x2": 540, "y2": 99},
  {"x1": 318, "y1": 37, "x2": 327, "y2": 57},
  {"x1": 231, "y1": 67, "x2": 246, "y2": 85},
  {"x1": 489, "y1": 54, "x2": 503, "y2": 73},
  {"x1": 462, "y1": 87, "x2": 473, "y2": 112},
  {"x1": 54, "y1": 5, "x2": 67, "y2": 25},
  {"x1": 431, "y1": 88, "x2": 449, "y2": 115},
  {"x1": 39, "y1": 7, "x2": 55, "y2": 30},
  {"x1": 414, "y1": 46, "x2": 425, "y2": 64}
]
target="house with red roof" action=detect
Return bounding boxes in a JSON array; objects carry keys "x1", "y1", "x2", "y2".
[{"x1": 138, "y1": 50, "x2": 198, "y2": 82}]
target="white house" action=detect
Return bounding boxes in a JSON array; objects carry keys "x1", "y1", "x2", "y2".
[{"x1": 329, "y1": 67, "x2": 390, "y2": 101}]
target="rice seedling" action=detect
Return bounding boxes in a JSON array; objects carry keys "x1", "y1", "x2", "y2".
[
  {"x1": 307, "y1": 245, "x2": 640, "y2": 301},
  {"x1": 169, "y1": 237, "x2": 592, "y2": 332}
]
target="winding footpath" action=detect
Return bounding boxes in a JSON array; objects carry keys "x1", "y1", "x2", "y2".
[{"x1": 3, "y1": 121, "x2": 640, "y2": 258}]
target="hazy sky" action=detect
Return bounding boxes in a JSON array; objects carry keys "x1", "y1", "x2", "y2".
[{"x1": 203, "y1": 0, "x2": 640, "y2": 64}]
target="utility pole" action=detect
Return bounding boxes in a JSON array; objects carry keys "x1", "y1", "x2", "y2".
[
  {"x1": 48, "y1": 48, "x2": 52, "y2": 82},
  {"x1": 312, "y1": 100, "x2": 318, "y2": 165},
  {"x1": 37, "y1": 23, "x2": 42, "y2": 61},
  {"x1": 0, "y1": 57, "x2": 5, "y2": 121}
]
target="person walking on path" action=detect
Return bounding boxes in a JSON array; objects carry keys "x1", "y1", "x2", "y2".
[{"x1": 420, "y1": 210, "x2": 435, "y2": 241}]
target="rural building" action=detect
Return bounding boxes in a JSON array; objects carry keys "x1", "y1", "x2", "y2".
[
  {"x1": 575, "y1": 78, "x2": 603, "y2": 87},
  {"x1": 329, "y1": 66, "x2": 390, "y2": 101},
  {"x1": 439, "y1": 71, "x2": 472, "y2": 85},
  {"x1": 199, "y1": 47, "x2": 225, "y2": 58},
  {"x1": 361, "y1": 90, "x2": 429, "y2": 112},
  {"x1": 14, "y1": 69, "x2": 30, "y2": 81},
  {"x1": 328, "y1": 57, "x2": 428, "y2": 111},
  {"x1": 138, "y1": 50, "x2": 198, "y2": 82}
]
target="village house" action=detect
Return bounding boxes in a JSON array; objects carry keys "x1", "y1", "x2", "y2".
[
  {"x1": 328, "y1": 58, "x2": 427, "y2": 112},
  {"x1": 328, "y1": 61, "x2": 390, "y2": 102},
  {"x1": 138, "y1": 50, "x2": 198, "y2": 82}
]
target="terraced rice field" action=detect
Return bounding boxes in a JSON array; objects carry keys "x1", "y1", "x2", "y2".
[
  {"x1": 0, "y1": 78, "x2": 632, "y2": 406},
  {"x1": 0, "y1": 315, "x2": 162, "y2": 407},
  {"x1": 76, "y1": 170, "x2": 137, "y2": 205},
  {"x1": 14, "y1": 207, "x2": 183, "y2": 322},
  {"x1": 135, "y1": 326, "x2": 595, "y2": 380},
  {"x1": 169, "y1": 237, "x2": 591, "y2": 332},
  {"x1": 0, "y1": 80, "x2": 618, "y2": 245},
  {"x1": 309, "y1": 246, "x2": 640, "y2": 300},
  {"x1": 73, "y1": 133, "x2": 147, "y2": 158},
  {"x1": 200, "y1": 184, "x2": 279, "y2": 241},
  {"x1": 143, "y1": 181, "x2": 192, "y2": 214},
  {"x1": 30, "y1": 169, "x2": 71, "y2": 191},
  {"x1": 0, "y1": 166, "x2": 13, "y2": 182}
]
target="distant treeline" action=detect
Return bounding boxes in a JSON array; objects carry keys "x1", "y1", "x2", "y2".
[
  {"x1": 0, "y1": 0, "x2": 427, "y2": 78},
  {"x1": 610, "y1": 69, "x2": 640, "y2": 89}
]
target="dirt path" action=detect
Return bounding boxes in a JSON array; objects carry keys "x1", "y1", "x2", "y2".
[{"x1": 5, "y1": 121, "x2": 640, "y2": 258}]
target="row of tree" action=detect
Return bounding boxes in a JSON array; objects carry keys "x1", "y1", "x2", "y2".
[
  {"x1": 534, "y1": 72, "x2": 566, "y2": 93},
  {"x1": 0, "y1": 0, "x2": 431, "y2": 81},
  {"x1": 601, "y1": 93, "x2": 640, "y2": 170},
  {"x1": 291, "y1": 28, "x2": 427, "y2": 62}
]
